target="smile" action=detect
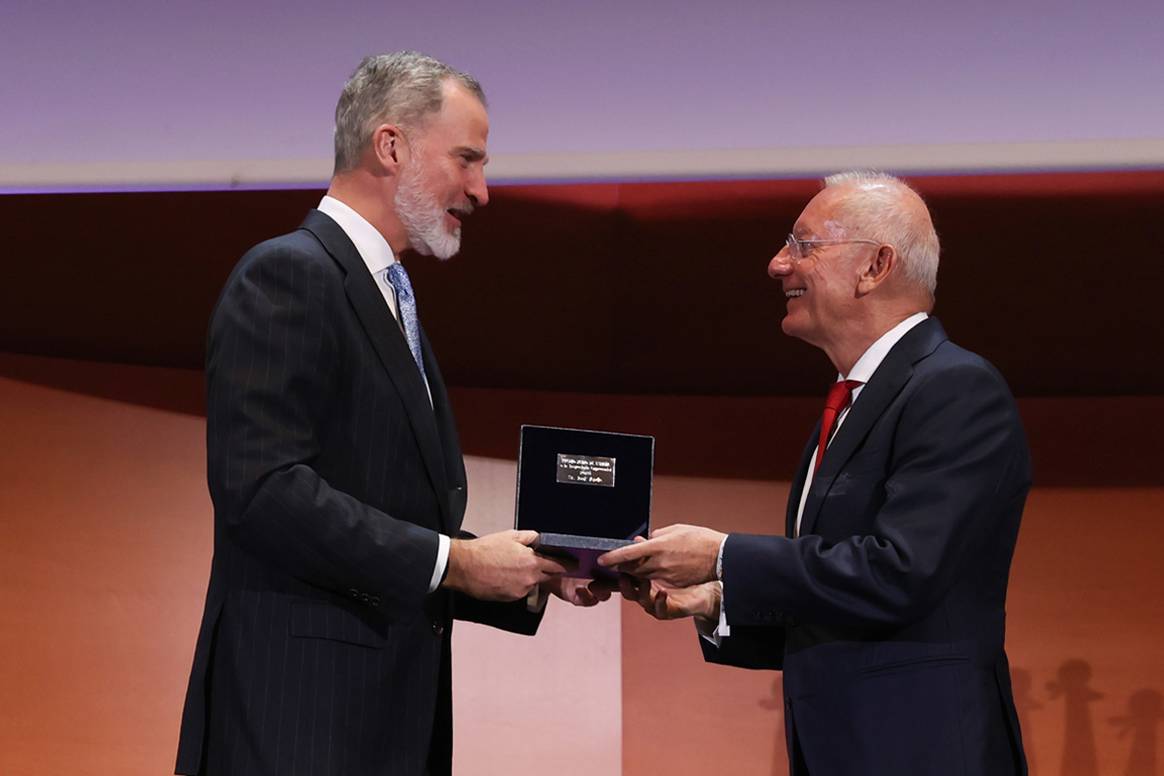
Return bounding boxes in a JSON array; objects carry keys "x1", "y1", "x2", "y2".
[{"x1": 785, "y1": 289, "x2": 805, "y2": 298}]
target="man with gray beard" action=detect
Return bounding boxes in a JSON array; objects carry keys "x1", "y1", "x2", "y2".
[{"x1": 175, "y1": 51, "x2": 606, "y2": 776}]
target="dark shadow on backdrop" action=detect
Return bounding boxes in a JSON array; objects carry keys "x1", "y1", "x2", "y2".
[
  {"x1": 1111, "y1": 688, "x2": 1162, "y2": 776},
  {"x1": 1048, "y1": 659, "x2": 1103, "y2": 776}
]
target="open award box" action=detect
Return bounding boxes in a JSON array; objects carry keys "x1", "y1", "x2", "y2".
[{"x1": 514, "y1": 425, "x2": 654, "y2": 580}]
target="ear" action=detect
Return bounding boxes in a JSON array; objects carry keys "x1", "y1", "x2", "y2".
[
  {"x1": 369, "y1": 124, "x2": 406, "y2": 173},
  {"x1": 856, "y1": 244, "x2": 895, "y2": 296}
]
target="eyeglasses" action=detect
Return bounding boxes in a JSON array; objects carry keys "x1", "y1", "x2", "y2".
[{"x1": 784, "y1": 234, "x2": 881, "y2": 262}]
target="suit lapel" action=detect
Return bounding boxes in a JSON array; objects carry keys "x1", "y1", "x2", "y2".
[
  {"x1": 799, "y1": 318, "x2": 948, "y2": 536},
  {"x1": 299, "y1": 211, "x2": 451, "y2": 522}
]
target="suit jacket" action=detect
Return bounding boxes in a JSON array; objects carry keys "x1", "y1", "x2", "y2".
[
  {"x1": 702, "y1": 318, "x2": 1030, "y2": 776},
  {"x1": 176, "y1": 210, "x2": 541, "y2": 776}
]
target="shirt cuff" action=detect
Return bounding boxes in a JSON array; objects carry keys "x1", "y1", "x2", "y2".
[
  {"x1": 716, "y1": 581, "x2": 731, "y2": 639},
  {"x1": 526, "y1": 585, "x2": 549, "y2": 612},
  {"x1": 697, "y1": 581, "x2": 730, "y2": 647},
  {"x1": 427, "y1": 533, "x2": 451, "y2": 593}
]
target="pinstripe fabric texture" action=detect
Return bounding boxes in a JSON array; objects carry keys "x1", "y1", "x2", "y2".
[{"x1": 176, "y1": 210, "x2": 541, "y2": 776}]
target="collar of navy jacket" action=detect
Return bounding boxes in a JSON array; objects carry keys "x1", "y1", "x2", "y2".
[
  {"x1": 298, "y1": 208, "x2": 456, "y2": 532},
  {"x1": 787, "y1": 316, "x2": 949, "y2": 538}
]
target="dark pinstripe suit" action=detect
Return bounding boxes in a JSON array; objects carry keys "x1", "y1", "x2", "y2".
[{"x1": 176, "y1": 210, "x2": 541, "y2": 776}]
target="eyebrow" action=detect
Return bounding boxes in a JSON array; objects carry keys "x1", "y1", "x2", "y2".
[{"x1": 455, "y1": 146, "x2": 488, "y2": 163}]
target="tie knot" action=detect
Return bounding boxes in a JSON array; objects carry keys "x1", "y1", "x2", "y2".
[{"x1": 824, "y1": 379, "x2": 863, "y2": 413}]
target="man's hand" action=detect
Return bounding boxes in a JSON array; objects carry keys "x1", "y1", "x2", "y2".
[
  {"x1": 619, "y1": 576, "x2": 722, "y2": 623},
  {"x1": 543, "y1": 576, "x2": 615, "y2": 607},
  {"x1": 597, "y1": 524, "x2": 726, "y2": 588},
  {"x1": 443, "y1": 530, "x2": 568, "y2": 602}
]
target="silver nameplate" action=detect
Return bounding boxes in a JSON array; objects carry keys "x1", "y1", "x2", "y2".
[{"x1": 556, "y1": 453, "x2": 616, "y2": 487}]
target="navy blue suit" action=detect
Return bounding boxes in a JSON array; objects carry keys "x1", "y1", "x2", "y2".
[
  {"x1": 176, "y1": 210, "x2": 540, "y2": 776},
  {"x1": 703, "y1": 318, "x2": 1029, "y2": 775}
]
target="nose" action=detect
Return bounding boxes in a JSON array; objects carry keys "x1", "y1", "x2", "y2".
[
  {"x1": 467, "y1": 168, "x2": 489, "y2": 208},
  {"x1": 768, "y1": 247, "x2": 793, "y2": 279}
]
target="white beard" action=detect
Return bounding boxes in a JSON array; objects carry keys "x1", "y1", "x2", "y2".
[{"x1": 394, "y1": 165, "x2": 461, "y2": 260}]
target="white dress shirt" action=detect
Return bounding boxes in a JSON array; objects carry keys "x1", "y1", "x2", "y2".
[
  {"x1": 317, "y1": 195, "x2": 450, "y2": 593},
  {"x1": 703, "y1": 312, "x2": 929, "y2": 646}
]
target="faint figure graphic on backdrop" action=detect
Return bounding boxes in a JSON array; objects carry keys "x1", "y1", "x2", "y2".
[
  {"x1": 1013, "y1": 668, "x2": 1043, "y2": 775},
  {"x1": 758, "y1": 676, "x2": 787, "y2": 776},
  {"x1": 1048, "y1": 659, "x2": 1103, "y2": 776},
  {"x1": 1110, "y1": 688, "x2": 1162, "y2": 776}
]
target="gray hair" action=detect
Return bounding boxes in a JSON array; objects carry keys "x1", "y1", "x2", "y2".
[
  {"x1": 333, "y1": 51, "x2": 485, "y2": 174},
  {"x1": 823, "y1": 170, "x2": 940, "y2": 296}
]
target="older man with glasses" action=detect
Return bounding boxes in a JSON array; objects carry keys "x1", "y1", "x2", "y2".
[{"x1": 601, "y1": 171, "x2": 1031, "y2": 776}]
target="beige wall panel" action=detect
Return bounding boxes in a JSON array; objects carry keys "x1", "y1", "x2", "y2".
[
  {"x1": 453, "y1": 456, "x2": 622, "y2": 776},
  {"x1": 0, "y1": 374, "x2": 211, "y2": 776}
]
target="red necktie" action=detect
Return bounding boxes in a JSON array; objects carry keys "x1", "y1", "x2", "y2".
[{"x1": 816, "y1": 379, "x2": 863, "y2": 473}]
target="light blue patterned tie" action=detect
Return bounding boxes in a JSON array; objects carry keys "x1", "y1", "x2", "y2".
[{"x1": 385, "y1": 262, "x2": 428, "y2": 384}]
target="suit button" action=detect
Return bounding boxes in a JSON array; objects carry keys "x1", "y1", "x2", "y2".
[
  {"x1": 348, "y1": 588, "x2": 360, "y2": 600},
  {"x1": 370, "y1": 595, "x2": 382, "y2": 607},
  {"x1": 432, "y1": 622, "x2": 445, "y2": 637}
]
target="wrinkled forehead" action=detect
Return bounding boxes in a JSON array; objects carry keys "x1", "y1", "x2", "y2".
[{"x1": 793, "y1": 187, "x2": 851, "y2": 239}]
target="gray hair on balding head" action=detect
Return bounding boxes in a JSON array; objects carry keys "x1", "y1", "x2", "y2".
[
  {"x1": 823, "y1": 170, "x2": 940, "y2": 296},
  {"x1": 333, "y1": 51, "x2": 485, "y2": 174}
]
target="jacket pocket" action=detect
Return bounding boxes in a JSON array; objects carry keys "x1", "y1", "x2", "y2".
[
  {"x1": 289, "y1": 600, "x2": 388, "y2": 648},
  {"x1": 858, "y1": 653, "x2": 969, "y2": 678}
]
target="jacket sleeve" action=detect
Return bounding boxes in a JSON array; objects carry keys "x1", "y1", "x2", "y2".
[
  {"x1": 699, "y1": 625, "x2": 786, "y2": 670},
  {"x1": 206, "y1": 242, "x2": 439, "y2": 616}
]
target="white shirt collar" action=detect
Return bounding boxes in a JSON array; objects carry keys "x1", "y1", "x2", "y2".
[
  {"x1": 317, "y1": 195, "x2": 397, "y2": 276},
  {"x1": 842, "y1": 312, "x2": 929, "y2": 385}
]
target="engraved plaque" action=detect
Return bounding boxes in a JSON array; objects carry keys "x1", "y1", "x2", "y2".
[{"x1": 556, "y1": 453, "x2": 616, "y2": 487}]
